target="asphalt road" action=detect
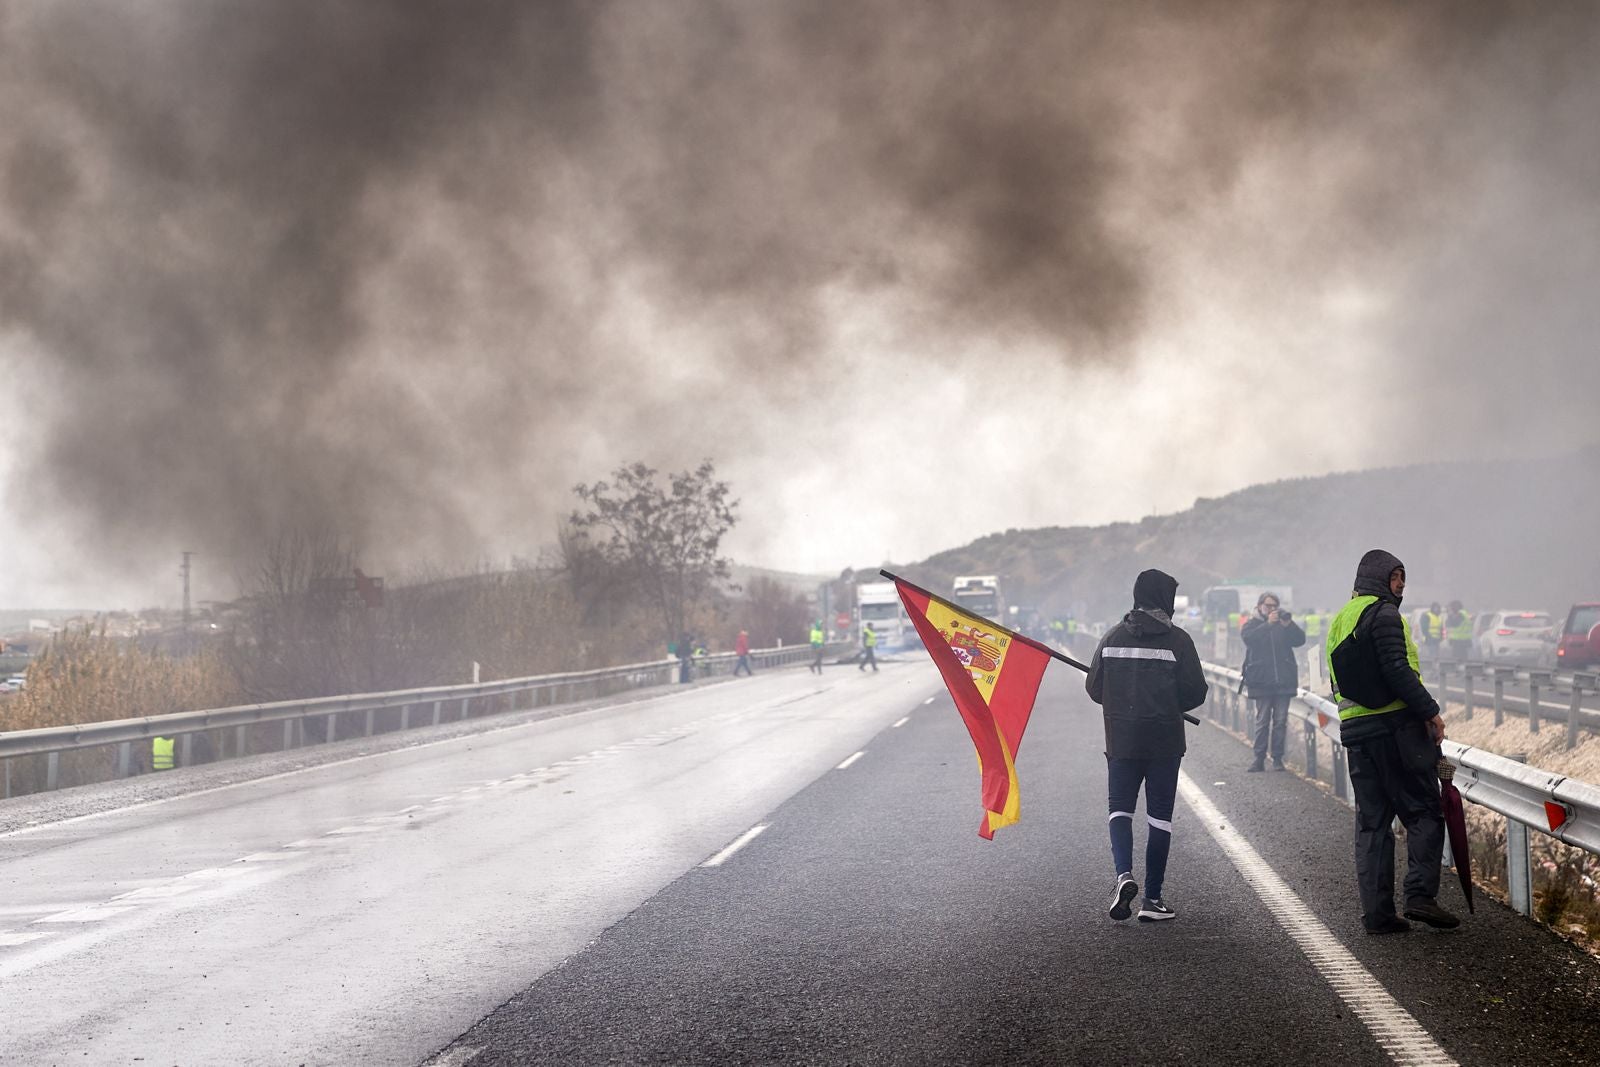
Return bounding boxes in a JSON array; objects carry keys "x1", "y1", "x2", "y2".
[
  {"x1": 432, "y1": 665, "x2": 1600, "y2": 1066},
  {"x1": 0, "y1": 662, "x2": 924, "y2": 1065},
  {"x1": 6, "y1": 658, "x2": 1600, "y2": 1066}
]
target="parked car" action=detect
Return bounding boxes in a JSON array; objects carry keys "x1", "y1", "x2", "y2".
[
  {"x1": 0, "y1": 674, "x2": 24, "y2": 693},
  {"x1": 1475, "y1": 611, "x2": 1553, "y2": 665},
  {"x1": 1556, "y1": 603, "x2": 1600, "y2": 671}
]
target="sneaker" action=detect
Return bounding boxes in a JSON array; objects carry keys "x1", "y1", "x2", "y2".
[
  {"x1": 1403, "y1": 899, "x2": 1460, "y2": 929},
  {"x1": 1272, "y1": 761, "x2": 1287, "y2": 772},
  {"x1": 1137, "y1": 898, "x2": 1177, "y2": 922},
  {"x1": 1247, "y1": 760, "x2": 1265, "y2": 773},
  {"x1": 1108, "y1": 873, "x2": 1139, "y2": 921},
  {"x1": 1365, "y1": 916, "x2": 1412, "y2": 935}
]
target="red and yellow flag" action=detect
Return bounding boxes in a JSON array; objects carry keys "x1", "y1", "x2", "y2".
[{"x1": 891, "y1": 575, "x2": 1051, "y2": 839}]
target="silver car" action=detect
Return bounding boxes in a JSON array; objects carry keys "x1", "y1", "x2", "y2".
[{"x1": 1475, "y1": 610, "x2": 1553, "y2": 665}]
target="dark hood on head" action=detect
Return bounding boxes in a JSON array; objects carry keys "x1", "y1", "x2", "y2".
[
  {"x1": 1133, "y1": 569, "x2": 1178, "y2": 616},
  {"x1": 1354, "y1": 548, "x2": 1405, "y2": 606}
]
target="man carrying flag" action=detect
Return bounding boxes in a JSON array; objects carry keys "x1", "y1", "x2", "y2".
[
  {"x1": 884, "y1": 568, "x2": 1203, "y2": 844},
  {"x1": 1086, "y1": 569, "x2": 1208, "y2": 923}
]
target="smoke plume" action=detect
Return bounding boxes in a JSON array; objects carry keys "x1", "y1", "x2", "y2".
[{"x1": 1, "y1": 1, "x2": 1596, "y2": 604}]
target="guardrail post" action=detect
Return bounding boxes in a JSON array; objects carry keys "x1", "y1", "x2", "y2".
[
  {"x1": 323, "y1": 712, "x2": 336, "y2": 744},
  {"x1": 3, "y1": 758, "x2": 9, "y2": 799},
  {"x1": 1304, "y1": 720, "x2": 1318, "y2": 781},
  {"x1": 1462, "y1": 665, "x2": 1475, "y2": 721},
  {"x1": 116, "y1": 741, "x2": 131, "y2": 778},
  {"x1": 284, "y1": 719, "x2": 295, "y2": 751},
  {"x1": 432, "y1": 700, "x2": 442, "y2": 726},
  {"x1": 364, "y1": 708, "x2": 375, "y2": 737},
  {"x1": 1332, "y1": 744, "x2": 1349, "y2": 804},
  {"x1": 460, "y1": 696, "x2": 470, "y2": 720},
  {"x1": 236, "y1": 725, "x2": 248, "y2": 759},
  {"x1": 400, "y1": 704, "x2": 411, "y2": 731},
  {"x1": 1505, "y1": 752, "x2": 1533, "y2": 916},
  {"x1": 46, "y1": 751, "x2": 59, "y2": 791},
  {"x1": 1493, "y1": 668, "x2": 1508, "y2": 727},
  {"x1": 1527, "y1": 670, "x2": 1547, "y2": 734},
  {"x1": 181, "y1": 734, "x2": 194, "y2": 766},
  {"x1": 1567, "y1": 675, "x2": 1590, "y2": 751}
]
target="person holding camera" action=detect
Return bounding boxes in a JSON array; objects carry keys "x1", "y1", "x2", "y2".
[{"x1": 1241, "y1": 592, "x2": 1305, "y2": 772}]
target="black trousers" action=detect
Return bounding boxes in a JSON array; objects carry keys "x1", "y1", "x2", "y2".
[{"x1": 1347, "y1": 729, "x2": 1444, "y2": 928}]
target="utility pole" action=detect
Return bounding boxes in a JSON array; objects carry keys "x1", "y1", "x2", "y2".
[{"x1": 180, "y1": 551, "x2": 194, "y2": 640}]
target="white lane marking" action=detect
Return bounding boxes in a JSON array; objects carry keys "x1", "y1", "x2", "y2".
[
  {"x1": 923, "y1": 696, "x2": 936, "y2": 705},
  {"x1": 112, "y1": 884, "x2": 198, "y2": 902},
  {"x1": 701, "y1": 824, "x2": 769, "y2": 867},
  {"x1": 0, "y1": 903, "x2": 105, "y2": 917},
  {"x1": 836, "y1": 751, "x2": 866, "y2": 770},
  {"x1": 0, "y1": 931, "x2": 52, "y2": 947},
  {"x1": 0, "y1": 677, "x2": 729, "y2": 840},
  {"x1": 34, "y1": 906, "x2": 136, "y2": 924},
  {"x1": 892, "y1": 716, "x2": 910, "y2": 728},
  {"x1": 326, "y1": 825, "x2": 383, "y2": 835},
  {"x1": 1178, "y1": 772, "x2": 1457, "y2": 1067}
]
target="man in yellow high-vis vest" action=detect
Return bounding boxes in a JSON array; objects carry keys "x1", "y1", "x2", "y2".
[
  {"x1": 1325, "y1": 549, "x2": 1457, "y2": 935},
  {"x1": 1446, "y1": 600, "x2": 1473, "y2": 660}
]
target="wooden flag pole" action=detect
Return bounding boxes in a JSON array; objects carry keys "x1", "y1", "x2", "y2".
[{"x1": 880, "y1": 568, "x2": 1200, "y2": 726}]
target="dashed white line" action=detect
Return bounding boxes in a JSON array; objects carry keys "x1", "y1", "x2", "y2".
[
  {"x1": 892, "y1": 716, "x2": 910, "y2": 728},
  {"x1": 34, "y1": 906, "x2": 136, "y2": 924},
  {"x1": 701, "y1": 824, "x2": 768, "y2": 867},
  {"x1": 836, "y1": 751, "x2": 866, "y2": 770},
  {"x1": 0, "y1": 931, "x2": 52, "y2": 947},
  {"x1": 1178, "y1": 772, "x2": 1457, "y2": 1067},
  {"x1": 923, "y1": 696, "x2": 936, "y2": 705}
]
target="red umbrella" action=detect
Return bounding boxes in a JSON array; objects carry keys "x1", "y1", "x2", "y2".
[{"x1": 1437, "y1": 757, "x2": 1475, "y2": 914}]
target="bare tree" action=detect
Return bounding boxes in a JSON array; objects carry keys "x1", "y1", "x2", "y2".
[{"x1": 568, "y1": 460, "x2": 738, "y2": 647}]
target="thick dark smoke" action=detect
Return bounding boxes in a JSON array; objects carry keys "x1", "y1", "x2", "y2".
[{"x1": 1, "y1": 2, "x2": 1596, "y2": 602}]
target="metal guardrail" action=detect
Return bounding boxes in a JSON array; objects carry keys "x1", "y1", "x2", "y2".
[
  {"x1": 1200, "y1": 661, "x2": 1600, "y2": 916},
  {"x1": 0, "y1": 643, "x2": 848, "y2": 798},
  {"x1": 1424, "y1": 659, "x2": 1600, "y2": 747}
]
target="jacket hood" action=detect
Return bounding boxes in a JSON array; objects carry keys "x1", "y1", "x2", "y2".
[
  {"x1": 1133, "y1": 569, "x2": 1179, "y2": 615},
  {"x1": 1354, "y1": 548, "x2": 1404, "y2": 606},
  {"x1": 1124, "y1": 607, "x2": 1173, "y2": 636}
]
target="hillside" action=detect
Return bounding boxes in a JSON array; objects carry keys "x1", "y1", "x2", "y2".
[{"x1": 899, "y1": 446, "x2": 1600, "y2": 625}]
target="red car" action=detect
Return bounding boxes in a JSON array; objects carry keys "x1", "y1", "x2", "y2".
[{"x1": 1556, "y1": 603, "x2": 1600, "y2": 671}]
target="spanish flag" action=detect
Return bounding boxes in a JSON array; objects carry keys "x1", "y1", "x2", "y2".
[{"x1": 887, "y1": 573, "x2": 1053, "y2": 839}]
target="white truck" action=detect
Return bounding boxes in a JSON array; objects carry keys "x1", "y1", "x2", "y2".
[
  {"x1": 855, "y1": 581, "x2": 915, "y2": 653},
  {"x1": 952, "y1": 575, "x2": 1004, "y2": 620}
]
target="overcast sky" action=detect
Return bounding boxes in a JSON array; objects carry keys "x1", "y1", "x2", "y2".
[{"x1": 2, "y1": 1, "x2": 1597, "y2": 609}]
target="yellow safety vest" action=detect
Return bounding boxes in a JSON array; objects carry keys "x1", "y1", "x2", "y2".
[
  {"x1": 1303, "y1": 613, "x2": 1323, "y2": 638},
  {"x1": 1422, "y1": 611, "x2": 1442, "y2": 640},
  {"x1": 152, "y1": 736, "x2": 175, "y2": 771},
  {"x1": 810, "y1": 627, "x2": 824, "y2": 647},
  {"x1": 1325, "y1": 595, "x2": 1421, "y2": 721},
  {"x1": 1448, "y1": 612, "x2": 1473, "y2": 642},
  {"x1": 864, "y1": 628, "x2": 877, "y2": 648}
]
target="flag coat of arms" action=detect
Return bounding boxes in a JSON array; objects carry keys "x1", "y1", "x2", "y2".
[{"x1": 890, "y1": 575, "x2": 1052, "y2": 838}]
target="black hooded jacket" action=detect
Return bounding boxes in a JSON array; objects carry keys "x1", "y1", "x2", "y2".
[
  {"x1": 1242, "y1": 606, "x2": 1305, "y2": 698},
  {"x1": 1086, "y1": 569, "x2": 1208, "y2": 759},
  {"x1": 1339, "y1": 548, "x2": 1441, "y2": 745}
]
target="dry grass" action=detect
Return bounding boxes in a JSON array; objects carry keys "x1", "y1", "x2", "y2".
[
  {"x1": 1442, "y1": 698, "x2": 1600, "y2": 951},
  {"x1": 0, "y1": 622, "x2": 244, "y2": 793}
]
